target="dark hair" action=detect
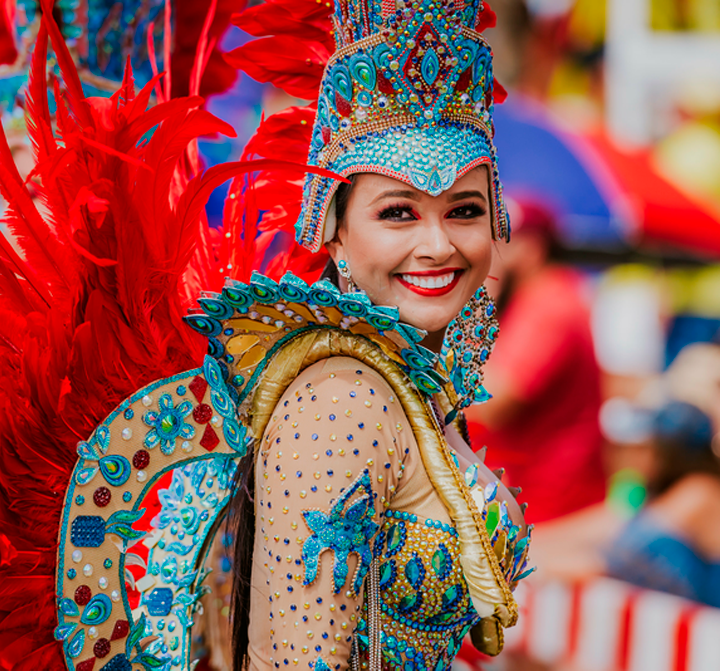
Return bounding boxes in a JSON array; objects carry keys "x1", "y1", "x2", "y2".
[
  {"x1": 228, "y1": 449, "x2": 257, "y2": 671},
  {"x1": 648, "y1": 401, "x2": 720, "y2": 497},
  {"x1": 320, "y1": 176, "x2": 357, "y2": 286},
  {"x1": 334, "y1": 175, "x2": 356, "y2": 230}
]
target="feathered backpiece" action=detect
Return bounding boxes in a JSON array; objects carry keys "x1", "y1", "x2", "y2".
[{"x1": 0, "y1": 0, "x2": 345, "y2": 666}]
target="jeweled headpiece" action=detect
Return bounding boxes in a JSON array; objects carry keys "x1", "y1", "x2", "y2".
[{"x1": 296, "y1": 0, "x2": 509, "y2": 252}]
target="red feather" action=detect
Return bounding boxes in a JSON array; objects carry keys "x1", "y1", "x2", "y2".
[
  {"x1": 476, "y1": 1, "x2": 498, "y2": 31},
  {"x1": 39, "y1": 0, "x2": 93, "y2": 129},
  {"x1": 24, "y1": 23, "x2": 56, "y2": 166},
  {"x1": 224, "y1": 37, "x2": 330, "y2": 100},
  {"x1": 493, "y1": 78, "x2": 508, "y2": 104},
  {"x1": 0, "y1": 7, "x2": 257, "y2": 666}
]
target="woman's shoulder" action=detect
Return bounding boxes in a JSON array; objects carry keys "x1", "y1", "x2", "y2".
[
  {"x1": 264, "y1": 355, "x2": 417, "y2": 457},
  {"x1": 289, "y1": 356, "x2": 401, "y2": 403}
]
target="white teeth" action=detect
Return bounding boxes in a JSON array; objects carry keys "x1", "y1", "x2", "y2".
[{"x1": 401, "y1": 272, "x2": 455, "y2": 289}]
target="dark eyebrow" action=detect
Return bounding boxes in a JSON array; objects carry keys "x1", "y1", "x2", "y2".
[
  {"x1": 447, "y1": 190, "x2": 488, "y2": 204},
  {"x1": 369, "y1": 189, "x2": 420, "y2": 206}
]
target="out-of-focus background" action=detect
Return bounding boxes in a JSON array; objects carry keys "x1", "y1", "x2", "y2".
[{"x1": 2, "y1": 0, "x2": 720, "y2": 669}]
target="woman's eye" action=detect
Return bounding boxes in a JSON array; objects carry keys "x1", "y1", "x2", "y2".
[
  {"x1": 378, "y1": 206, "x2": 417, "y2": 221},
  {"x1": 448, "y1": 204, "x2": 486, "y2": 219}
]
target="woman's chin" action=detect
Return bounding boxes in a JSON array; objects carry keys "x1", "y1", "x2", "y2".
[{"x1": 399, "y1": 302, "x2": 463, "y2": 335}]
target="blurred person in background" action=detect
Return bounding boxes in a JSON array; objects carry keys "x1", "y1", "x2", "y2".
[
  {"x1": 606, "y1": 400, "x2": 720, "y2": 608},
  {"x1": 466, "y1": 200, "x2": 606, "y2": 523}
]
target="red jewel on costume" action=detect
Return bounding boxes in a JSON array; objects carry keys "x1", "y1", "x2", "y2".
[
  {"x1": 93, "y1": 638, "x2": 111, "y2": 658},
  {"x1": 93, "y1": 487, "x2": 111, "y2": 507},
  {"x1": 193, "y1": 403, "x2": 213, "y2": 424},
  {"x1": 74, "y1": 585, "x2": 92, "y2": 606},
  {"x1": 132, "y1": 450, "x2": 150, "y2": 470}
]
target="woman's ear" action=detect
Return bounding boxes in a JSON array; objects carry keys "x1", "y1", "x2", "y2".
[{"x1": 324, "y1": 237, "x2": 345, "y2": 266}]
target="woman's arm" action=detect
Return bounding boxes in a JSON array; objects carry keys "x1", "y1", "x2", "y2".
[{"x1": 247, "y1": 358, "x2": 416, "y2": 670}]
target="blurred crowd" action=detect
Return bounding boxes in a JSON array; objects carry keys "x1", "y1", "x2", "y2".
[{"x1": 458, "y1": 1, "x2": 720, "y2": 669}]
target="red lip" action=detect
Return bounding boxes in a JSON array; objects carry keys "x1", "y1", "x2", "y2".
[{"x1": 396, "y1": 269, "x2": 464, "y2": 297}]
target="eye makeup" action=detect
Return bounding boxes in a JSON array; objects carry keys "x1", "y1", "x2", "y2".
[
  {"x1": 445, "y1": 203, "x2": 487, "y2": 219},
  {"x1": 376, "y1": 203, "x2": 420, "y2": 221}
]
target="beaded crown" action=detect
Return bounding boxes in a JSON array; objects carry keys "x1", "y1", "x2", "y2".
[{"x1": 296, "y1": 0, "x2": 510, "y2": 252}]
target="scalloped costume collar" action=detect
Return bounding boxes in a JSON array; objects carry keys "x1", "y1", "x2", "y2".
[{"x1": 184, "y1": 271, "x2": 498, "y2": 415}]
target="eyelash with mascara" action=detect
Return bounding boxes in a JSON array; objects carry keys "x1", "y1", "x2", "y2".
[{"x1": 376, "y1": 202, "x2": 486, "y2": 221}]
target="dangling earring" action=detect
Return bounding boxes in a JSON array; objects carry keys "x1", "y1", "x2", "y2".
[
  {"x1": 440, "y1": 285, "x2": 500, "y2": 423},
  {"x1": 337, "y1": 259, "x2": 357, "y2": 293}
]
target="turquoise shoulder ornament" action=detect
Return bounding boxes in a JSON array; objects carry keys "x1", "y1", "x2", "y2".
[
  {"x1": 184, "y1": 271, "x2": 498, "y2": 412},
  {"x1": 440, "y1": 284, "x2": 500, "y2": 421}
]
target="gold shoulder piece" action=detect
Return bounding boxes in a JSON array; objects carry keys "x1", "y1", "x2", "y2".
[{"x1": 248, "y1": 327, "x2": 518, "y2": 627}]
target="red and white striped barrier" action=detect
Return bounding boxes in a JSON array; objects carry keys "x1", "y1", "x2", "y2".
[{"x1": 456, "y1": 578, "x2": 720, "y2": 671}]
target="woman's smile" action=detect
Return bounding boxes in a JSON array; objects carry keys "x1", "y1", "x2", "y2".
[{"x1": 396, "y1": 268, "x2": 465, "y2": 296}]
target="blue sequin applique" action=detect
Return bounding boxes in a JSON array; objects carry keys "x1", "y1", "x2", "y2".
[
  {"x1": 142, "y1": 393, "x2": 195, "y2": 455},
  {"x1": 314, "y1": 657, "x2": 332, "y2": 671},
  {"x1": 301, "y1": 470, "x2": 379, "y2": 595}
]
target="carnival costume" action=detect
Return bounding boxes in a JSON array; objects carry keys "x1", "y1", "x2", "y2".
[{"x1": 0, "y1": 1, "x2": 531, "y2": 670}]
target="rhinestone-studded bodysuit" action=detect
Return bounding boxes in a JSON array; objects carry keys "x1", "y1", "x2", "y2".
[
  {"x1": 357, "y1": 512, "x2": 481, "y2": 669},
  {"x1": 248, "y1": 356, "x2": 497, "y2": 670}
]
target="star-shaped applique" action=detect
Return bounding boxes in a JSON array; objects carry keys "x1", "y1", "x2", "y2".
[{"x1": 301, "y1": 471, "x2": 379, "y2": 595}]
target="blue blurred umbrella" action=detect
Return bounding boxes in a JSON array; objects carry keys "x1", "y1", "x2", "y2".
[{"x1": 493, "y1": 97, "x2": 634, "y2": 250}]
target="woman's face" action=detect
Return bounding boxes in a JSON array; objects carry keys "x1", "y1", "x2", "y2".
[{"x1": 326, "y1": 166, "x2": 494, "y2": 335}]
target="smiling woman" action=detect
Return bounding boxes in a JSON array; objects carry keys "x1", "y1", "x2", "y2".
[
  {"x1": 219, "y1": 0, "x2": 534, "y2": 661},
  {"x1": 32, "y1": 1, "x2": 532, "y2": 671},
  {"x1": 224, "y1": 0, "x2": 534, "y2": 666}
]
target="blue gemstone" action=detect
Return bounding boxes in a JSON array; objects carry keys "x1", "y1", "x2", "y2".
[
  {"x1": 80, "y1": 594, "x2": 113, "y2": 625},
  {"x1": 146, "y1": 587, "x2": 174, "y2": 616},
  {"x1": 71, "y1": 516, "x2": 105, "y2": 547}
]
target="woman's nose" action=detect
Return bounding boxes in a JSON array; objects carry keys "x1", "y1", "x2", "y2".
[{"x1": 415, "y1": 219, "x2": 455, "y2": 261}]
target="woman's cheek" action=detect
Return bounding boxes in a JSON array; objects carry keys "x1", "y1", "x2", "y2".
[{"x1": 464, "y1": 227, "x2": 493, "y2": 275}]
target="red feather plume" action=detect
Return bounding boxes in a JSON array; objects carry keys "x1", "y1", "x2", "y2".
[{"x1": 0, "y1": 4, "x2": 328, "y2": 667}]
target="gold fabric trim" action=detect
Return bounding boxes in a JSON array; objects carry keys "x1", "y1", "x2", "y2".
[{"x1": 247, "y1": 329, "x2": 517, "y2": 626}]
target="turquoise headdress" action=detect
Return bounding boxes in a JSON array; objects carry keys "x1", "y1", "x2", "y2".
[{"x1": 296, "y1": 0, "x2": 509, "y2": 252}]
